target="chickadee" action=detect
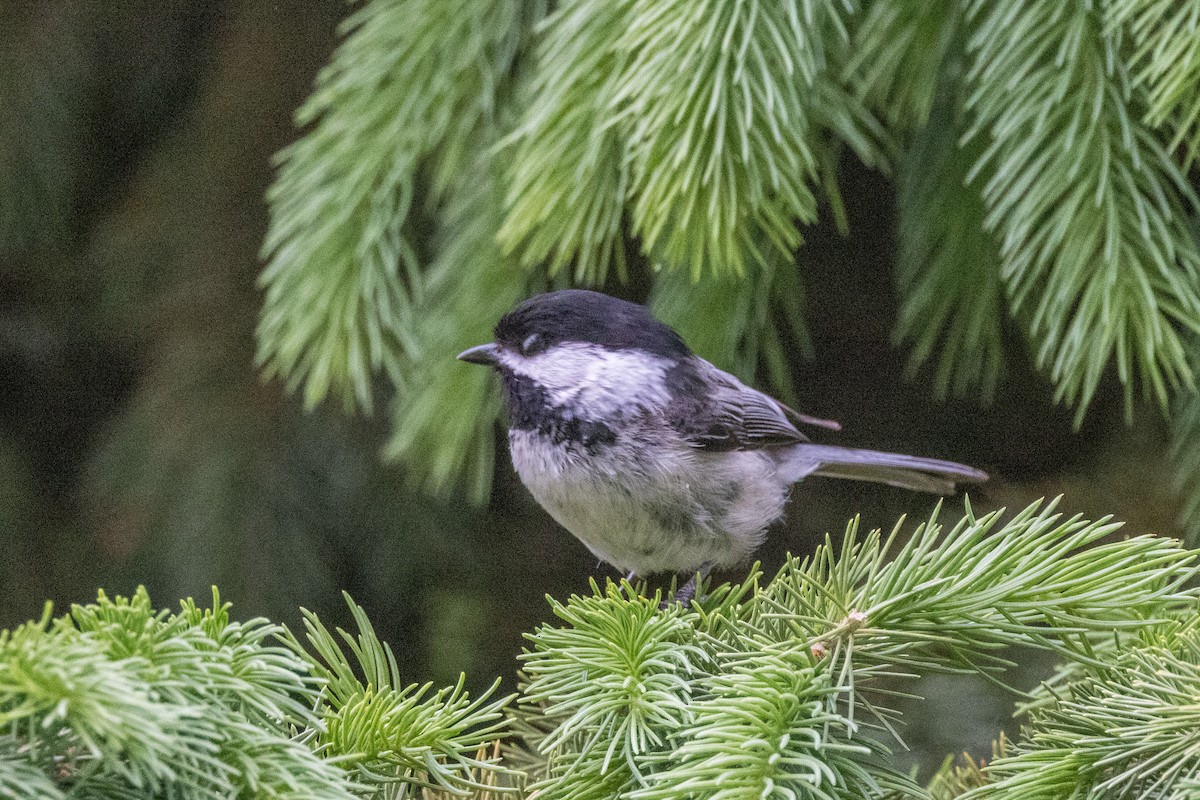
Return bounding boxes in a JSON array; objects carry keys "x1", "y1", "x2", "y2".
[{"x1": 459, "y1": 290, "x2": 987, "y2": 578}]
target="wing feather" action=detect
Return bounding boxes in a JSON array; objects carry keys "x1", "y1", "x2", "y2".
[{"x1": 666, "y1": 359, "x2": 838, "y2": 451}]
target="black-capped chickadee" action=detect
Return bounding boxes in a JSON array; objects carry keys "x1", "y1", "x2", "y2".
[{"x1": 459, "y1": 290, "x2": 987, "y2": 578}]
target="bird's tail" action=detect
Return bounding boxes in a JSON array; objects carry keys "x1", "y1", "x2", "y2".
[{"x1": 776, "y1": 444, "x2": 988, "y2": 495}]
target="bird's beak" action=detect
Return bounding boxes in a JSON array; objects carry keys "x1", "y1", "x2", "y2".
[{"x1": 457, "y1": 343, "x2": 499, "y2": 365}]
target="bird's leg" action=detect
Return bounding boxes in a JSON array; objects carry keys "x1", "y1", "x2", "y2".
[
  {"x1": 668, "y1": 562, "x2": 712, "y2": 607},
  {"x1": 625, "y1": 570, "x2": 637, "y2": 583}
]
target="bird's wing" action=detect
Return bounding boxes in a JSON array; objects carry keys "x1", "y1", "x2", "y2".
[{"x1": 665, "y1": 360, "x2": 840, "y2": 452}]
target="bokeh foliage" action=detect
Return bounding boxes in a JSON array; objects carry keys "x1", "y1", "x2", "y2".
[{"x1": 258, "y1": 0, "x2": 1200, "y2": 538}]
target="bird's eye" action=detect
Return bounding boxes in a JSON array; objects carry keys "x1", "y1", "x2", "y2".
[{"x1": 521, "y1": 334, "x2": 542, "y2": 355}]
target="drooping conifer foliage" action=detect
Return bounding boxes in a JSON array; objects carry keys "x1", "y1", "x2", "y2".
[{"x1": 258, "y1": 0, "x2": 1200, "y2": 537}]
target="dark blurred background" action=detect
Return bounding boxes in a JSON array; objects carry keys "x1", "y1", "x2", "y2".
[{"x1": 0, "y1": 0, "x2": 1183, "y2": 775}]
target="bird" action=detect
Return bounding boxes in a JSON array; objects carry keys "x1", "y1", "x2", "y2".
[{"x1": 458, "y1": 289, "x2": 987, "y2": 581}]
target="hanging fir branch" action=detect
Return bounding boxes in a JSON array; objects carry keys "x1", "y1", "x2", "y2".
[
  {"x1": 257, "y1": 0, "x2": 532, "y2": 413},
  {"x1": 893, "y1": 98, "x2": 1007, "y2": 402},
  {"x1": 649, "y1": 256, "x2": 811, "y2": 405},
  {"x1": 383, "y1": 130, "x2": 531, "y2": 504},
  {"x1": 256, "y1": 0, "x2": 1200, "y2": 506},
  {"x1": 497, "y1": 0, "x2": 635, "y2": 284},
  {"x1": 964, "y1": 0, "x2": 1200, "y2": 422},
  {"x1": 847, "y1": 0, "x2": 963, "y2": 132},
  {"x1": 613, "y1": 0, "x2": 844, "y2": 279}
]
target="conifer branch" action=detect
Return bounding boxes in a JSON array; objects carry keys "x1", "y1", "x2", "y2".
[
  {"x1": 290, "y1": 594, "x2": 517, "y2": 795},
  {"x1": 746, "y1": 498, "x2": 1195, "y2": 730},
  {"x1": 0, "y1": 589, "x2": 355, "y2": 799},
  {"x1": 926, "y1": 741, "x2": 1000, "y2": 799},
  {"x1": 521, "y1": 583, "x2": 702, "y2": 775},
  {"x1": 0, "y1": 749, "x2": 60, "y2": 800},
  {"x1": 254, "y1": 0, "x2": 1200, "y2": 500},
  {"x1": 632, "y1": 662, "x2": 914, "y2": 800},
  {"x1": 965, "y1": 621, "x2": 1200, "y2": 799},
  {"x1": 257, "y1": 0, "x2": 529, "y2": 413},
  {"x1": 851, "y1": 0, "x2": 1009, "y2": 401},
  {"x1": 384, "y1": 136, "x2": 529, "y2": 504},
  {"x1": 514, "y1": 500, "x2": 1197, "y2": 800},
  {"x1": 613, "y1": 0, "x2": 847, "y2": 279},
  {"x1": 501, "y1": 0, "x2": 874, "y2": 283},
  {"x1": 894, "y1": 99, "x2": 1007, "y2": 402},
  {"x1": 4, "y1": 504, "x2": 1200, "y2": 798},
  {"x1": 529, "y1": 748, "x2": 640, "y2": 800},
  {"x1": 497, "y1": 0, "x2": 634, "y2": 284},
  {"x1": 964, "y1": 0, "x2": 1200, "y2": 422}
]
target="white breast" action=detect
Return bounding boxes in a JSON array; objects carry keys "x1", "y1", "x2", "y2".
[{"x1": 508, "y1": 428, "x2": 789, "y2": 575}]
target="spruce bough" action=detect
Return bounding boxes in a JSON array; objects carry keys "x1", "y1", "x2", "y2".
[
  {"x1": 257, "y1": 0, "x2": 1200, "y2": 539},
  {"x1": 3, "y1": 499, "x2": 1200, "y2": 798}
]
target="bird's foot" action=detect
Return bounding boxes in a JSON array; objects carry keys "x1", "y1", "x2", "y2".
[
  {"x1": 663, "y1": 562, "x2": 712, "y2": 608},
  {"x1": 671, "y1": 574, "x2": 700, "y2": 606}
]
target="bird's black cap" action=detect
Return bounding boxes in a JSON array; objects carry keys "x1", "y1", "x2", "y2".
[{"x1": 494, "y1": 290, "x2": 691, "y2": 359}]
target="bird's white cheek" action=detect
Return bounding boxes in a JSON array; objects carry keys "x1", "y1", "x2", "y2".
[{"x1": 506, "y1": 344, "x2": 673, "y2": 414}]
